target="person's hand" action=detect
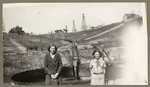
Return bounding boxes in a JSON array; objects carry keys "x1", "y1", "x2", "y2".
[
  {"x1": 51, "y1": 74, "x2": 55, "y2": 79},
  {"x1": 54, "y1": 73, "x2": 59, "y2": 78}
]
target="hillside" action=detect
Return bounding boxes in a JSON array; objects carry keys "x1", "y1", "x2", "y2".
[
  {"x1": 58, "y1": 17, "x2": 143, "y2": 62},
  {"x1": 9, "y1": 22, "x2": 122, "y2": 49},
  {"x1": 7, "y1": 17, "x2": 143, "y2": 61},
  {"x1": 3, "y1": 16, "x2": 143, "y2": 84}
]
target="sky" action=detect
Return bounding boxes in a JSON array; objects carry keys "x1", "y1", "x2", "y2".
[{"x1": 3, "y1": 3, "x2": 145, "y2": 34}]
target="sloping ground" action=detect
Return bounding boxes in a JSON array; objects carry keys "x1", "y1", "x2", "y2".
[
  {"x1": 57, "y1": 20, "x2": 130, "y2": 64},
  {"x1": 66, "y1": 22, "x2": 122, "y2": 42},
  {"x1": 9, "y1": 38, "x2": 27, "y2": 53},
  {"x1": 58, "y1": 17, "x2": 143, "y2": 66},
  {"x1": 9, "y1": 17, "x2": 141, "y2": 51},
  {"x1": 9, "y1": 22, "x2": 122, "y2": 50},
  {"x1": 57, "y1": 22, "x2": 124, "y2": 61},
  {"x1": 3, "y1": 36, "x2": 46, "y2": 84},
  {"x1": 9, "y1": 35, "x2": 50, "y2": 49},
  {"x1": 83, "y1": 23, "x2": 124, "y2": 49},
  {"x1": 85, "y1": 23, "x2": 124, "y2": 40},
  {"x1": 3, "y1": 36, "x2": 21, "y2": 54}
]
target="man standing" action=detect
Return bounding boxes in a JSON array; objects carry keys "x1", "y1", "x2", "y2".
[{"x1": 44, "y1": 45, "x2": 63, "y2": 85}]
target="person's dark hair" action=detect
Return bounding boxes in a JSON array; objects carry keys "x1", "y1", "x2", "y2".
[
  {"x1": 48, "y1": 44, "x2": 57, "y2": 52},
  {"x1": 92, "y1": 49, "x2": 102, "y2": 57}
]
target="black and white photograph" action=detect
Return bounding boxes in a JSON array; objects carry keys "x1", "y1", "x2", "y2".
[{"x1": 2, "y1": 3, "x2": 148, "y2": 85}]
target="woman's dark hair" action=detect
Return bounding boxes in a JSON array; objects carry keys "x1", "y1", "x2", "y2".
[
  {"x1": 47, "y1": 44, "x2": 57, "y2": 52},
  {"x1": 92, "y1": 49, "x2": 102, "y2": 57}
]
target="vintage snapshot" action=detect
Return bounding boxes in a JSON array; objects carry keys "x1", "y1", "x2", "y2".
[{"x1": 3, "y1": 3, "x2": 148, "y2": 85}]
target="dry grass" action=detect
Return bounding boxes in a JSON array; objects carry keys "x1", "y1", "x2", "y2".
[{"x1": 3, "y1": 36, "x2": 47, "y2": 83}]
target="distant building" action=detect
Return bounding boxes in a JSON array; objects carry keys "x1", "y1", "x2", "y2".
[
  {"x1": 89, "y1": 24, "x2": 103, "y2": 30},
  {"x1": 89, "y1": 26, "x2": 95, "y2": 30},
  {"x1": 96, "y1": 25, "x2": 103, "y2": 29},
  {"x1": 123, "y1": 13, "x2": 140, "y2": 22},
  {"x1": 55, "y1": 29, "x2": 66, "y2": 39}
]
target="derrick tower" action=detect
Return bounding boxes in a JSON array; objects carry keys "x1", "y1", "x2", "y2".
[
  {"x1": 72, "y1": 20, "x2": 77, "y2": 33},
  {"x1": 81, "y1": 14, "x2": 87, "y2": 31}
]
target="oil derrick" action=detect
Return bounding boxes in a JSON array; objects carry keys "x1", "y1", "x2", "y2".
[
  {"x1": 81, "y1": 14, "x2": 87, "y2": 31},
  {"x1": 72, "y1": 20, "x2": 77, "y2": 33},
  {"x1": 66, "y1": 25, "x2": 68, "y2": 31}
]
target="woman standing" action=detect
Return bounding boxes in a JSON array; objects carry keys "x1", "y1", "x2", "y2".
[
  {"x1": 89, "y1": 49, "x2": 106, "y2": 85},
  {"x1": 44, "y1": 45, "x2": 63, "y2": 85}
]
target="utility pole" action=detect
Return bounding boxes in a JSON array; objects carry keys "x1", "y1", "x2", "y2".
[{"x1": 71, "y1": 40, "x2": 80, "y2": 80}]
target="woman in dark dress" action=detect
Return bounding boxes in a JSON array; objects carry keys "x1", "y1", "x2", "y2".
[{"x1": 44, "y1": 45, "x2": 63, "y2": 85}]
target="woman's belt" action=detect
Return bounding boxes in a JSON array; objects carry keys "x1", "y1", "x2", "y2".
[{"x1": 93, "y1": 72, "x2": 104, "y2": 75}]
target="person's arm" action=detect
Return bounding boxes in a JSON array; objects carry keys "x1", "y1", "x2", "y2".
[
  {"x1": 54, "y1": 54, "x2": 63, "y2": 78},
  {"x1": 89, "y1": 60, "x2": 94, "y2": 75},
  {"x1": 44, "y1": 54, "x2": 52, "y2": 75},
  {"x1": 89, "y1": 60, "x2": 93, "y2": 69},
  {"x1": 57, "y1": 54, "x2": 63, "y2": 73},
  {"x1": 103, "y1": 61, "x2": 106, "y2": 74}
]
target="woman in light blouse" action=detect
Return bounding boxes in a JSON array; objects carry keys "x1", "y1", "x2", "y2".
[{"x1": 89, "y1": 49, "x2": 106, "y2": 85}]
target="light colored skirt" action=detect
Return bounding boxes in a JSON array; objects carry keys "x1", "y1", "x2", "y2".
[{"x1": 91, "y1": 74, "x2": 105, "y2": 85}]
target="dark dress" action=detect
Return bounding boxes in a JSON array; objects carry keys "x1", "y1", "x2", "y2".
[{"x1": 44, "y1": 53, "x2": 63, "y2": 85}]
